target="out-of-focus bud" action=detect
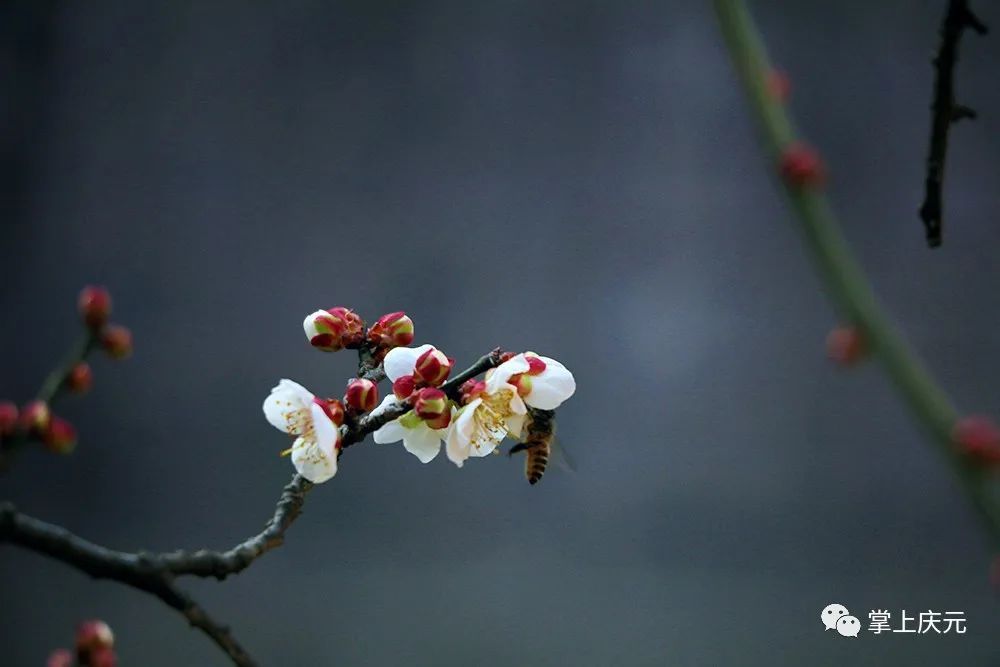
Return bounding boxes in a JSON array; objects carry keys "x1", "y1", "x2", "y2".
[
  {"x1": 779, "y1": 142, "x2": 825, "y2": 188},
  {"x1": 413, "y1": 387, "x2": 448, "y2": 421},
  {"x1": 344, "y1": 378, "x2": 379, "y2": 413},
  {"x1": 393, "y1": 375, "x2": 417, "y2": 401},
  {"x1": 367, "y1": 311, "x2": 414, "y2": 349},
  {"x1": 413, "y1": 348, "x2": 453, "y2": 386},
  {"x1": 459, "y1": 379, "x2": 486, "y2": 404},
  {"x1": 75, "y1": 620, "x2": 114, "y2": 656},
  {"x1": 67, "y1": 362, "x2": 94, "y2": 394},
  {"x1": 100, "y1": 325, "x2": 133, "y2": 360},
  {"x1": 312, "y1": 398, "x2": 345, "y2": 427},
  {"x1": 20, "y1": 400, "x2": 50, "y2": 435},
  {"x1": 46, "y1": 649, "x2": 74, "y2": 667},
  {"x1": 0, "y1": 401, "x2": 18, "y2": 437},
  {"x1": 953, "y1": 416, "x2": 1000, "y2": 466},
  {"x1": 78, "y1": 286, "x2": 112, "y2": 329},
  {"x1": 87, "y1": 646, "x2": 118, "y2": 667},
  {"x1": 43, "y1": 416, "x2": 77, "y2": 454},
  {"x1": 825, "y1": 326, "x2": 867, "y2": 367},
  {"x1": 766, "y1": 69, "x2": 791, "y2": 102}
]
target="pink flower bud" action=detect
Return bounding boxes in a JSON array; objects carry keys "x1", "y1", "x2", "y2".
[
  {"x1": 393, "y1": 375, "x2": 417, "y2": 400},
  {"x1": 20, "y1": 400, "x2": 50, "y2": 435},
  {"x1": 100, "y1": 325, "x2": 133, "y2": 360},
  {"x1": 313, "y1": 397, "x2": 345, "y2": 427},
  {"x1": 413, "y1": 348, "x2": 452, "y2": 386},
  {"x1": 459, "y1": 379, "x2": 486, "y2": 404},
  {"x1": 779, "y1": 142, "x2": 825, "y2": 187},
  {"x1": 46, "y1": 649, "x2": 73, "y2": 667},
  {"x1": 303, "y1": 307, "x2": 365, "y2": 352},
  {"x1": 78, "y1": 286, "x2": 112, "y2": 329},
  {"x1": 826, "y1": 326, "x2": 867, "y2": 367},
  {"x1": 367, "y1": 311, "x2": 415, "y2": 349},
  {"x1": 43, "y1": 416, "x2": 77, "y2": 454},
  {"x1": 414, "y1": 387, "x2": 448, "y2": 421},
  {"x1": 75, "y1": 620, "x2": 114, "y2": 655},
  {"x1": 525, "y1": 355, "x2": 547, "y2": 375},
  {"x1": 953, "y1": 416, "x2": 1000, "y2": 466},
  {"x1": 67, "y1": 362, "x2": 93, "y2": 394},
  {"x1": 0, "y1": 401, "x2": 18, "y2": 438},
  {"x1": 344, "y1": 379, "x2": 379, "y2": 413},
  {"x1": 87, "y1": 647, "x2": 118, "y2": 667}
]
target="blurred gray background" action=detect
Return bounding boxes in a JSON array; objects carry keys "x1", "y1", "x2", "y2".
[{"x1": 3, "y1": 1, "x2": 1000, "y2": 664}]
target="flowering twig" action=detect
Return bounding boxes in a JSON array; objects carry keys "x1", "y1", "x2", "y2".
[
  {"x1": 714, "y1": 0, "x2": 1000, "y2": 547},
  {"x1": 919, "y1": 0, "x2": 988, "y2": 247}
]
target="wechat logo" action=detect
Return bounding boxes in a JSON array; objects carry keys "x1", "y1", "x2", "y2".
[{"x1": 822, "y1": 603, "x2": 860, "y2": 638}]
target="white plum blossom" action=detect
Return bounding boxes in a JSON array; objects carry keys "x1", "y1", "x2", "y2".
[
  {"x1": 372, "y1": 394, "x2": 449, "y2": 463},
  {"x1": 263, "y1": 379, "x2": 341, "y2": 483},
  {"x1": 445, "y1": 352, "x2": 575, "y2": 467},
  {"x1": 383, "y1": 344, "x2": 436, "y2": 384}
]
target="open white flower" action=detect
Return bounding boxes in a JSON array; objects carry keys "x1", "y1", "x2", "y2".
[
  {"x1": 262, "y1": 379, "x2": 340, "y2": 483},
  {"x1": 493, "y1": 352, "x2": 576, "y2": 410},
  {"x1": 372, "y1": 394, "x2": 449, "y2": 463},
  {"x1": 445, "y1": 384, "x2": 527, "y2": 467},
  {"x1": 383, "y1": 344, "x2": 436, "y2": 383}
]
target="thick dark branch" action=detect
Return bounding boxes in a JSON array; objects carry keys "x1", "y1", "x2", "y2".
[
  {"x1": 0, "y1": 503, "x2": 257, "y2": 666},
  {"x1": 919, "y1": 0, "x2": 987, "y2": 247}
]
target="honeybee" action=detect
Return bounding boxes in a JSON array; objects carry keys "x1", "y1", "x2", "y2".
[{"x1": 509, "y1": 408, "x2": 556, "y2": 485}]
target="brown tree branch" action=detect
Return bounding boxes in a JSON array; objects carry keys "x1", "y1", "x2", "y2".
[{"x1": 919, "y1": 0, "x2": 988, "y2": 247}]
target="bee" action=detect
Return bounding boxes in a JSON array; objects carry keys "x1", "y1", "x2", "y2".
[{"x1": 509, "y1": 408, "x2": 556, "y2": 485}]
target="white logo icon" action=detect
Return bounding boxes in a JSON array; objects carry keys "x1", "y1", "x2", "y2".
[
  {"x1": 822, "y1": 603, "x2": 849, "y2": 631},
  {"x1": 837, "y1": 615, "x2": 861, "y2": 637}
]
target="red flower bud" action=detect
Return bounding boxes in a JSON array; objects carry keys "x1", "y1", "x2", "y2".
[
  {"x1": 779, "y1": 142, "x2": 825, "y2": 187},
  {"x1": 393, "y1": 375, "x2": 417, "y2": 401},
  {"x1": 423, "y1": 410, "x2": 452, "y2": 430},
  {"x1": 953, "y1": 416, "x2": 1000, "y2": 466},
  {"x1": 0, "y1": 400, "x2": 18, "y2": 438},
  {"x1": 498, "y1": 350, "x2": 516, "y2": 363},
  {"x1": 413, "y1": 348, "x2": 452, "y2": 386},
  {"x1": 100, "y1": 325, "x2": 133, "y2": 360},
  {"x1": 826, "y1": 326, "x2": 867, "y2": 367},
  {"x1": 413, "y1": 387, "x2": 449, "y2": 421},
  {"x1": 344, "y1": 378, "x2": 379, "y2": 413},
  {"x1": 459, "y1": 379, "x2": 486, "y2": 404},
  {"x1": 313, "y1": 397, "x2": 345, "y2": 427},
  {"x1": 20, "y1": 400, "x2": 50, "y2": 435},
  {"x1": 75, "y1": 620, "x2": 114, "y2": 655},
  {"x1": 303, "y1": 307, "x2": 365, "y2": 352},
  {"x1": 525, "y1": 355, "x2": 547, "y2": 375},
  {"x1": 43, "y1": 416, "x2": 77, "y2": 454},
  {"x1": 367, "y1": 311, "x2": 415, "y2": 349},
  {"x1": 78, "y1": 286, "x2": 112, "y2": 329},
  {"x1": 46, "y1": 649, "x2": 73, "y2": 667},
  {"x1": 87, "y1": 646, "x2": 118, "y2": 667},
  {"x1": 67, "y1": 362, "x2": 93, "y2": 394}
]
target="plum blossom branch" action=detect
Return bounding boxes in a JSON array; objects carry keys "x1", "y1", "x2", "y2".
[
  {"x1": 714, "y1": 0, "x2": 1000, "y2": 548},
  {"x1": 919, "y1": 0, "x2": 987, "y2": 247}
]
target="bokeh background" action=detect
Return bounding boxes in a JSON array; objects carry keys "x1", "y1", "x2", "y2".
[{"x1": 3, "y1": 1, "x2": 1000, "y2": 664}]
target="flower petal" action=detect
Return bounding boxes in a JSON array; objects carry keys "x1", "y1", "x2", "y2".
[
  {"x1": 445, "y1": 404, "x2": 476, "y2": 467},
  {"x1": 402, "y1": 424, "x2": 443, "y2": 463},
  {"x1": 486, "y1": 354, "x2": 531, "y2": 392},
  {"x1": 310, "y1": 402, "x2": 340, "y2": 457},
  {"x1": 263, "y1": 379, "x2": 315, "y2": 434},
  {"x1": 373, "y1": 417, "x2": 406, "y2": 444},
  {"x1": 290, "y1": 437, "x2": 337, "y2": 483},
  {"x1": 525, "y1": 360, "x2": 576, "y2": 410},
  {"x1": 383, "y1": 344, "x2": 435, "y2": 382}
]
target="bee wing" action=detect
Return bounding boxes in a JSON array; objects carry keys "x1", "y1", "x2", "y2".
[{"x1": 550, "y1": 435, "x2": 577, "y2": 474}]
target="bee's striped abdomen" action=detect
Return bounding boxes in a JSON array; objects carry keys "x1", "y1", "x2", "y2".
[{"x1": 525, "y1": 441, "x2": 550, "y2": 485}]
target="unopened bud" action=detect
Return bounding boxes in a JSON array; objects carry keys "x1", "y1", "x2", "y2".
[
  {"x1": 953, "y1": 416, "x2": 1000, "y2": 466},
  {"x1": 20, "y1": 400, "x2": 50, "y2": 435},
  {"x1": 0, "y1": 401, "x2": 18, "y2": 438},
  {"x1": 779, "y1": 142, "x2": 825, "y2": 187},
  {"x1": 367, "y1": 311, "x2": 415, "y2": 349},
  {"x1": 423, "y1": 409, "x2": 452, "y2": 430},
  {"x1": 413, "y1": 348, "x2": 453, "y2": 386},
  {"x1": 43, "y1": 416, "x2": 77, "y2": 454},
  {"x1": 313, "y1": 397, "x2": 345, "y2": 427},
  {"x1": 78, "y1": 286, "x2": 112, "y2": 329},
  {"x1": 303, "y1": 307, "x2": 365, "y2": 352},
  {"x1": 100, "y1": 325, "x2": 133, "y2": 360},
  {"x1": 414, "y1": 387, "x2": 448, "y2": 421},
  {"x1": 826, "y1": 326, "x2": 867, "y2": 367},
  {"x1": 46, "y1": 649, "x2": 73, "y2": 667},
  {"x1": 498, "y1": 350, "x2": 516, "y2": 363},
  {"x1": 336, "y1": 307, "x2": 366, "y2": 349},
  {"x1": 459, "y1": 379, "x2": 486, "y2": 404},
  {"x1": 87, "y1": 647, "x2": 118, "y2": 667},
  {"x1": 345, "y1": 378, "x2": 379, "y2": 413},
  {"x1": 67, "y1": 362, "x2": 93, "y2": 394},
  {"x1": 393, "y1": 375, "x2": 417, "y2": 400},
  {"x1": 75, "y1": 620, "x2": 114, "y2": 656}
]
